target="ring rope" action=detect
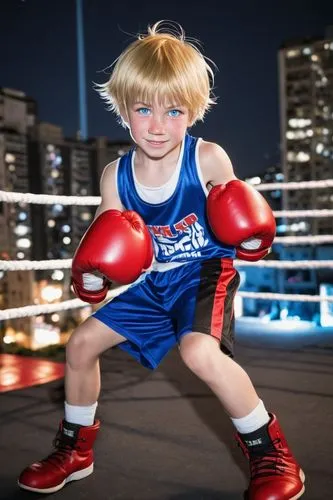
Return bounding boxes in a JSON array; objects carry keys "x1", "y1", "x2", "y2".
[
  {"x1": 1, "y1": 289, "x2": 332, "y2": 321},
  {"x1": 0, "y1": 259, "x2": 72, "y2": 271},
  {"x1": 254, "y1": 179, "x2": 333, "y2": 191},
  {"x1": 1, "y1": 178, "x2": 333, "y2": 206},
  {"x1": 1, "y1": 259, "x2": 333, "y2": 272},
  {"x1": 274, "y1": 235, "x2": 333, "y2": 244},
  {"x1": 1, "y1": 192, "x2": 333, "y2": 219},
  {"x1": 274, "y1": 209, "x2": 333, "y2": 218},
  {"x1": 0, "y1": 190, "x2": 100, "y2": 206}
]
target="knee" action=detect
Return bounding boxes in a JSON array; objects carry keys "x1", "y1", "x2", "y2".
[
  {"x1": 179, "y1": 333, "x2": 220, "y2": 382},
  {"x1": 66, "y1": 324, "x2": 96, "y2": 370}
]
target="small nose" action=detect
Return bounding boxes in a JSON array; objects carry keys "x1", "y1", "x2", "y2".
[{"x1": 148, "y1": 115, "x2": 165, "y2": 135}]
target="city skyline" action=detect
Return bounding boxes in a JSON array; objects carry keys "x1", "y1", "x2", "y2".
[{"x1": 2, "y1": 0, "x2": 333, "y2": 178}]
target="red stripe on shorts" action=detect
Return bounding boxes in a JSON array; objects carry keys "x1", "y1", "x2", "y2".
[{"x1": 210, "y1": 259, "x2": 237, "y2": 341}]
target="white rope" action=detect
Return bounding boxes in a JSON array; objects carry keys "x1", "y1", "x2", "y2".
[
  {"x1": 235, "y1": 260, "x2": 333, "y2": 269},
  {"x1": 1, "y1": 179, "x2": 333, "y2": 206},
  {"x1": 1, "y1": 259, "x2": 333, "y2": 271},
  {"x1": 0, "y1": 298, "x2": 88, "y2": 320},
  {"x1": 1, "y1": 289, "x2": 332, "y2": 321},
  {"x1": 274, "y1": 235, "x2": 333, "y2": 245},
  {"x1": 0, "y1": 259, "x2": 72, "y2": 271},
  {"x1": 255, "y1": 179, "x2": 333, "y2": 191},
  {"x1": 239, "y1": 291, "x2": 333, "y2": 303},
  {"x1": 0, "y1": 190, "x2": 100, "y2": 206},
  {"x1": 274, "y1": 209, "x2": 333, "y2": 218},
  {"x1": 0, "y1": 286, "x2": 129, "y2": 320}
]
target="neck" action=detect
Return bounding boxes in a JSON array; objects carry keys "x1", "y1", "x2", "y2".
[{"x1": 134, "y1": 141, "x2": 182, "y2": 171}]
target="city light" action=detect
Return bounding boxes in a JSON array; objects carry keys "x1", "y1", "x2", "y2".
[
  {"x1": 3, "y1": 327, "x2": 16, "y2": 345},
  {"x1": 16, "y1": 238, "x2": 31, "y2": 249},
  {"x1": 14, "y1": 224, "x2": 29, "y2": 236},
  {"x1": 32, "y1": 324, "x2": 60, "y2": 350},
  {"x1": 51, "y1": 270, "x2": 64, "y2": 281},
  {"x1": 41, "y1": 285, "x2": 63, "y2": 302},
  {"x1": 320, "y1": 284, "x2": 333, "y2": 327}
]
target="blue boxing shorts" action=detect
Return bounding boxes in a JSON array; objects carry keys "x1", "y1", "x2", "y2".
[{"x1": 93, "y1": 258, "x2": 240, "y2": 370}]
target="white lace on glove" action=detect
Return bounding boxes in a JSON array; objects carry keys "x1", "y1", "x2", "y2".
[
  {"x1": 82, "y1": 273, "x2": 104, "y2": 291},
  {"x1": 240, "y1": 237, "x2": 262, "y2": 250}
]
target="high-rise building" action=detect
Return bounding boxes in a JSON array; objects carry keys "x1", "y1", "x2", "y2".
[
  {"x1": 1, "y1": 87, "x2": 131, "y2": 348},
  {"x1": 0, "y1": 88, "x2": 37, "y2": 341},
  {"x1": 27, "y1": 122, "x2": 131, "y2": 346},
  {"x1": 91, "y1": 136, "x2": 132, "y2": 182},
  {"x1": 29, "y1": 124, "x2": 132, "y2": 264},
  {"x1": 29, "y1": 123, "x2": 95, "y2": 262},
  {"x1": 278, "y1": 32, "x2": 333, "y2": 320},
  {"x1": 278, "y1": 29, "x2": 333, "y2": 237},
  {"x1": 0, "y1": 87, "x2": 37, "y2": 259}
]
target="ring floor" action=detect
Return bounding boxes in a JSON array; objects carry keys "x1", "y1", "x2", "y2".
[{"x1": 1, "y1": 323, "x2": 332, "y2": 500}]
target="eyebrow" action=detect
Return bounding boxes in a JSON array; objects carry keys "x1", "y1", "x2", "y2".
[
  {"x1": 134, "y1": 101, "x2": 151, "y2": 107},
  {"x1": 133, "y1": 101, "x2": 184, "y2": 107},
  {"x1": 166, "y1": 104, "x2": 184, "y2": 109}
]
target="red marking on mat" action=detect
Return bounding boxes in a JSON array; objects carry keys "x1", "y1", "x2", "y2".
[{"x1": 0, "y1": 354, "x2": 65, "y2": 392}]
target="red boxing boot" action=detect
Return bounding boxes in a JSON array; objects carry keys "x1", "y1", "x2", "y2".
[
  {"x1": 236, "y1": 414, "x2": 305, "y2": 499},
  {"x1": 18, "y1": 419, "x2": 100, "y2": 494}
]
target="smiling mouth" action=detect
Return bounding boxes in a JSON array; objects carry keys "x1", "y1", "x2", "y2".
[{"x1": 146, "y1": 139, "x2": 168, "y2": 145}]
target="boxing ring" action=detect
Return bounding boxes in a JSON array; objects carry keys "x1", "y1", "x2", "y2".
[
  {"x1": 1, "y1": 178, "x2": 333, "y2": 322},
  {"x1": 0, "y1": 180, "x2": 333, "y2": 499}
]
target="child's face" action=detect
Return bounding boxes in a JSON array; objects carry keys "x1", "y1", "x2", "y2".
[{"x1": 124, "y1": 98, "x2": 190, "y2": 158}]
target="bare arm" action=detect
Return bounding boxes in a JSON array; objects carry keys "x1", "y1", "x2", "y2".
[
  {"x1": 94, "y1": 159, "x2": 124, "y2": 219},
  {"x1": 198, "y1": 140, "x2": 237, "y2": 190}
]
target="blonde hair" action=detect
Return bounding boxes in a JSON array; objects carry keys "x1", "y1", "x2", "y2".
[{"x1": 96, "y1": 21, "x2": 216, "y2": 126}]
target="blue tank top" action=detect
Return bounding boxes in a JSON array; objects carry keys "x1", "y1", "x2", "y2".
[{"x1": 117, "y1": 134, "x2": 236, "y2": 264}]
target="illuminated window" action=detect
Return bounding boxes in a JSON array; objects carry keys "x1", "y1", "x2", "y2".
[
  {"x1": 51, "y1": 270, "x2": 64, "y2": 281},
  {"x1": 5, "y1": 153, "x2": 16, "y2": 163},
  {"x1": 18, "y1": 212, "x2": 27, "y2": 221},
  {"x1": 287, "y1": 49, "x2": 300, "y2": 58},
  {"x1": 16, "y1": 238, "x2": 31, "y2": 249},
  {"x1": 14, "y1": 224, "x2": 29, "y2": 236},
  {"x1": 47, "y1": 219, "x2": 56, "y2": 228},
  {"x1": 80, "y1": 212, "x2": 92, "y2": 221}
]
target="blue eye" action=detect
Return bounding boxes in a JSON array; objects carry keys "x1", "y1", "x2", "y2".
[
  {"x1": 168, "y1": 109, "x2": 181, "y2": 117},
  {"x1": 137, "y1": 107, "x2": 151, "y2": 115}
]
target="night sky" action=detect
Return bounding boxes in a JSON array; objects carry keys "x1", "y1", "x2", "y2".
[{"x1": 1, "y1": 0, "x2": 333, "y2": 178}]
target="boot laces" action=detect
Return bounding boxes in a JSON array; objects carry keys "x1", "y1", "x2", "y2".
[
  {"x1": 40, "y1": 432, "x2": 86, "y2": 467},
  {"x1": 250, "y1": 438, "x2": 285, "y2": 479}
]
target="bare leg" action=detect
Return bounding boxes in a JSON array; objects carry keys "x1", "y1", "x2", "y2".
[
  {"x1": 179, "y1": 332, "x2": 259, "y2": 418},
  {"x1": 65, "y1": 317, "x2": 126, "y2": 405}
]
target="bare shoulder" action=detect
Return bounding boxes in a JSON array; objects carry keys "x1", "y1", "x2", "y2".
[
  {"x1": 95, "y1": 159, "x2": 123, "y2": 217},
  {"x1": 100, "y1": 159, "x2": 118, "y2": 185},
  {"x1": 198, "y1": 140, "x2": 237, "y2": 187}
]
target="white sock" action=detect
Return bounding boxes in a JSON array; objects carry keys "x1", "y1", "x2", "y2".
[
  {"x1": 231, "y1": 400, "x2": 270, "y2": 434},
  {"x1": 64, "y1": 401, "x2": 98, "y2": 426}
]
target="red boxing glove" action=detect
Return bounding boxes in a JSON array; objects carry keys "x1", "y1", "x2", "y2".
[
  {"x1": 207, "y1": 180, "x2": 276, "y2": 261},
  {"x1": 72, "y1": 209, "x2": 153, "y2": 303}
]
